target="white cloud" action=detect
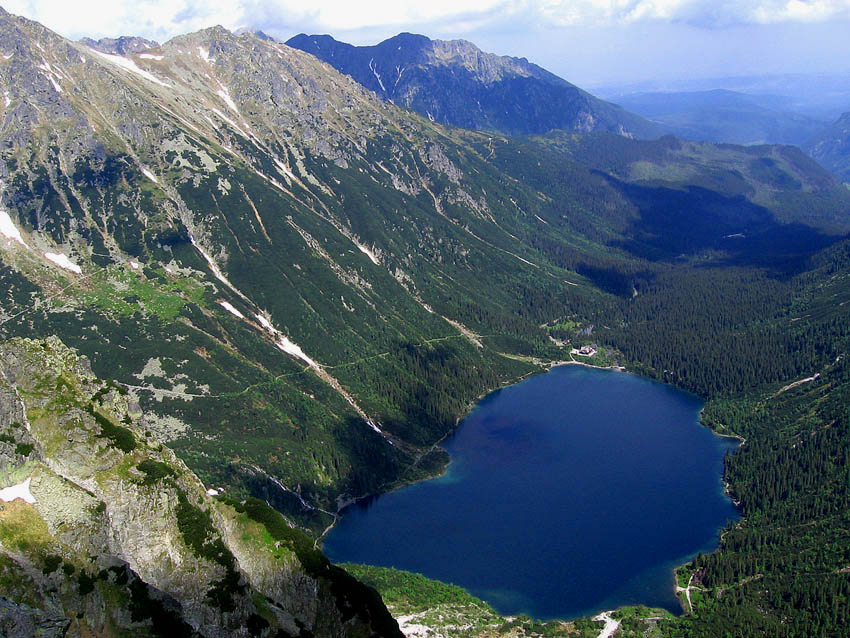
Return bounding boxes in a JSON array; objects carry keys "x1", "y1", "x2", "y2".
[
  {"x1": 3, "y1": 0, "x2": 244, "y2": 42},
  {"x1": 535, "y1": 0, "x2": 850, "y2": 27},
  {"x1": 4, "y1": 0, "x2": 850, "y2": 44}
]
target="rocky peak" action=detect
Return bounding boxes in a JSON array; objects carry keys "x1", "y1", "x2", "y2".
[
  {"x1": 234, "y1": 27, "x2": 276, "y2": 42},
  {"x1": 78, "y1": 35, "x2": 159, "y2": 55},
  {"x1": 806, "y1": 111, "x2": 850, "y2": 182}
]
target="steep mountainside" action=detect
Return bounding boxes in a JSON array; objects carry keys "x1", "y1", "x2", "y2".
[
  {"x1": 612, "y1": 89, "x2": 828, "y2": 146},
  {"x1": 285, "y1": 32, "x2": 665, "y2": 138},
  {"x1": 0, "y1": 5, "x2": 848, "y2": 540},
  {"x1": 806, "y1": 111, "x2": 850, "y2": 182},
  {"x1": 0, "y1": 336, "x2": 401, "y2": 637}
]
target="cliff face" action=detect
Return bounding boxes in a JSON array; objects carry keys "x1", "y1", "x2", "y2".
[{"x1": 0, "y1": 336, "x2": 401, "y2": 637}]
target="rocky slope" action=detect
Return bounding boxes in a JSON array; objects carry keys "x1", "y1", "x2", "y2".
[
  {"x1": 78, "y1": 35, "x2": 158, "y2": 54},
  {"x1": 806, "y1": 111, "x2": 850, "y2": 182},
  {"x1": 286, "y1": 32, "x2": 665, "y2": 138},
  {"x1": 0, "y1": 336, "x2": 401, "y2": 637}
]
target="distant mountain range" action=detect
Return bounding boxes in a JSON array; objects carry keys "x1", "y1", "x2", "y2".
[
  {"x1": 806, "y1": 111, "x2": 850, "y2": 182},
  {"x1": 611, "y1": 89, "x2": 829, "y2": 146},
  {"x1": 595, "y1": 72, "x2": 850, "y2": 121},
  {"x1": 286, "y1": 32, "x2": 665, "y2": 138}
]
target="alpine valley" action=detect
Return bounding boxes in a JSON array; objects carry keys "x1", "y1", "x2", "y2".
[{"x1": 0, "y1": 6, "x2": 849, "y2": 637}]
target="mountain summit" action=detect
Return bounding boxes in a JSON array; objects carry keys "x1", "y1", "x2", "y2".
[{"x1": 286, "y1": 32, "x2": 665, "y2": 138}]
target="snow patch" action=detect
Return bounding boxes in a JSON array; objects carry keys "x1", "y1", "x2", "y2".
[
  {"x1": 4, "y1": 91, "x2": 9, "y2": 108},
  {"x1": 44, "y1": 252, "x2": 82, "y2": 274},
  {"x1": 216, "y1": 86, "x2": 239, "y2": 114},
  {"x1": 255, "y1": 311, "x2": 321, "y2": 369},
  {"x1": 139, "y1": 53, "x2": 164, "y2": 60},
  {"x1": 129, "y1": 260, "x2": 141, "y2": 270},
  {"x1": 206, "y1": 488, "x2": 219, "y2": 496},
  {"x1": 357, "y1": 243, "x2": 380, "y2": 265},
  {"x1": 141, "y1": 168, "x2": 158, "y2": 184},
  {"x1": 256, "y1": 313, "x2": 275, "y2": 332},
  {"x1": 273, "y1": 158, "x2": 296, "y2": 181},
  {"x1": 219, "y1": 301, "x2": 245, "y2": 319},
  {"x1": 0, "y1": 477, "x2": 35, "y2": 504},
  {"x1": 39, "y1": 64, "x2": 62, "y2": 92},
  {"x1": 197, "y1": 46, "x2": 210, "y2": 62},
  {"x1": 0, "y1": 209, "x2": 28, "y2": 247},
  {"x1": 276, "y1": 336, "x2": 320, "y2": 369},
  {"x1": 190, "y1": 236, "x2": 236, "y2": 290},
  {"x1": 368, "y1": 58, "x2": 386, "y2": 92},
  {"x1": 209, "y1": 107, "x2": 238, "y2": 129},
  {"x1": 209, "y1": 106, "x2": 250, "y2": 138},
  {"x1": 89, "y1": 49, "x2": 170, "y2": 87}
]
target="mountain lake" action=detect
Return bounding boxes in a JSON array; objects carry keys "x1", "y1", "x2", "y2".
[{"x1": 323, "y1": 364, "x2": 740, "y2": 620}]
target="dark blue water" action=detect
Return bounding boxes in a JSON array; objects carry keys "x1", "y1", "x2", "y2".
[{"x1": 324, "y1": 365, "x2": 739, "y2": 620}]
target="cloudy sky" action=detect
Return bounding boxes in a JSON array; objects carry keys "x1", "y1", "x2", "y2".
[{"x1": 5, "y1": 0, "x2": 850, "y2": 88}]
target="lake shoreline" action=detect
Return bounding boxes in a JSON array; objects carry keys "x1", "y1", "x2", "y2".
[
  {"x1": 325, "y1": 356, "x2": 626, "y2": 530},
  {"x1": 324, "y1": 356, "x2": 740, "y2": 625},
  {"x1": 324, "y1": 363, "x2": 739, "y2": 622}
]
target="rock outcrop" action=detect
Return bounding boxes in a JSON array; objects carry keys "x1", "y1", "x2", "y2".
[{"x1": 0, "y1": 336, "x2": 401, "y2": 637}]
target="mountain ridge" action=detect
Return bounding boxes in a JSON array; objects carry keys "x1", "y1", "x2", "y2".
[{"x1": 286, "y1": 31, "x2": 666, "y2": 138}]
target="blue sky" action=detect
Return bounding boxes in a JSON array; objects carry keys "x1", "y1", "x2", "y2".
[{"x1": 5, "y1": 1, "x2": 850, "y2": 87}]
